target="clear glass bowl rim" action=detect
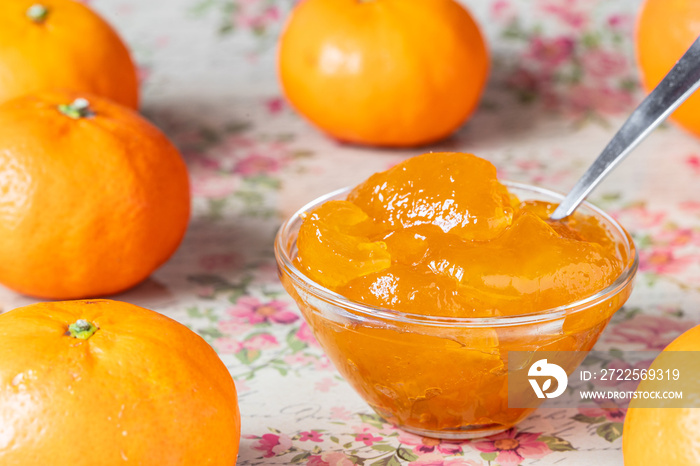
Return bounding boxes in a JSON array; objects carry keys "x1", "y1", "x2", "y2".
[{"x1": 274, "y1": 181, "x2": 639, "y2": 328}]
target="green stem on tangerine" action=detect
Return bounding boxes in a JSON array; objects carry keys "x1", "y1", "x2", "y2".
[
  {"x1": 26, "y1": 4, "x2": 49, "y2": 23},
  {"x1": 68, "y1": 319, "x2": 98, "y2": 340},
  {"x1": 58, "y1": 98, "x2": 95, "y2": 119}
]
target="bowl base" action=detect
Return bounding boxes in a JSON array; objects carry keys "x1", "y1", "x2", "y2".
[{"x1": 398, "y1": 423, "x2": 509, "y2": 440}]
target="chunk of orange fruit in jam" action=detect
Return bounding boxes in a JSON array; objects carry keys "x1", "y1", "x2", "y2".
[
  {"x1": 292, "y1": 152, "x2": 627, "y2": 436},
  {"x1": 296, "y1": 200, "x2": 390, "y2": 288},
  {"x1": 348, "y1": 152, "x2": 516, "y2": 241}
]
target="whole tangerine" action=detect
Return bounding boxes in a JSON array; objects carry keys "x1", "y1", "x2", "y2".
[
  {"x1": 278, "y1": 0, "x2": 489, "y2": 147},
  {"x1": 636, "y1": 0, "x2": 700, "y2": 136},
  {"x1": 0, "y1": 299, "x2": 240, "y2": 465},
  {"x1": 622, "y1": 323, "x2": 700, "y2": 465},
  {"x1": 0, "y1": 90, "x2": 190, "y2": 300},
  {"x1": 0, "y1": 0, "x2": 139, "y2": 108}
]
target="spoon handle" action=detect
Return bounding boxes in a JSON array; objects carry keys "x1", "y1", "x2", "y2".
[{"x1": 550, "y1": 36, "x2": 700, "y2": 221}]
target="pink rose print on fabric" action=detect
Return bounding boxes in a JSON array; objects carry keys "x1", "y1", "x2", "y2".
[
  {"x1": 187, "y1": 134, "x2": 292, "y2": 202},
  {"x1": 568, "y1": 84, "x2": 634, "y2": 116},
  {"x1": 136, "y1": 64, "x2": 151, "y2": 86},
  {"x1": 265, "y1": 96, "x2": 286, "y2": 114},
  {"x1": 314, "y1": 355, "x2": 334, "y2": 371},
  {"x1": 330, "y1": 406, "x2": 353, "y2": 421},
  {"x1": 283, "y1": 353, "x2": 316, "y2": 365},
  {"x1": 526, "y1": 36, "x2": 575, "y2": 69},
  {"x1": 213, "y1": 336, "x2": 242, "y2": 353},
  {"x1": 234, "y1": 153, "x2": 283, "y2": 176},
  {"x1": 190, "y1": 168, "x2": 241, "y2": 199},
  {"x1": 352, "y1": 421, "x2": 399, "y2": 439},
  {"x1": 581, "y1": 49, "x2": 627, "y2": 78},
  {"x1": 398, "y1": 431, "x2": 463, "y2": 456},
  {"x1": 491, "y1": 0, "x2": 515, "y2": 22},
  {"x1": 610, "y1": 204, "x2": 666, "y2": 230},
  {"x1": 299, "y1": 430, "x2": 323, "y2": 442},
  {"x1": 198, "y1": 252, "x2": 240, "y2": 271},
  {"x1": 654, "y1": 227, "x2": 700, "y2": 248},
  {"x1": 578, "y1": 400, "x2": 626, "y2": 422},
  {"x1": 195, "y1": 284, "x2": 216, "y2": 299},
  {"x1": 307, "y1": 451, "x2": 354, "y2": 466},
  {"x1": 250, "y1": 433, "x2": 293, "y2": 458},
  {"x1": 605, "y1": 314, "x2": 696, "y2": 351},
  {"x1": 217, "y1": 319, "x2": 250, "y2": 335},
  {"x1": 472, "y1": 429, "x2": 551, "y2": 466},
  {"x1": 607, "y1": 13, "x2": 633, "y2": 32},
  {"x1": 295, "y1": 321, "x2": 319, "y2": 346},
  {"x1": 211, "y1": 136, "x2": 290, "y2": 174},
  {"x1": 354, "y1": 432, "x2": 383, "y2": 446},
  {"x1": 228, "y1": 296, "x2": 299, "y2": 324},
  {"x1": 680, "y1": 201, "x2": 700, "y2": 213},
  {"x1": 685, "y1": 154, "x2": 700, "y2": 174},
  {"x1": 351, "y1": 425, "x2": 384, "y2": 447},
  {"x1": 409, "y1": 455, "x2": 484, "y2": 466},
  {"x1": 214, "y1": 333, "x2": 278, "y2": 353},
  {"x1": 538, "y1": 0, "x2": 587, "y2": 29},
  {"x1": 243, "y1": 333, "x2": 279, "y2": 350},
  {"x1": 505, "y1": 67, "x2": 549, "y2": 104},
  {"x1": 489, "y1": 0, "x2": 639, "y2": 118},
  {"x1": 254, "y1": 261, "x2": 281, "y2": 282},
  {"x1": 232, "y1": 1, "x2": 280, "y2": 30},
  {"x1": 315, "y1": 377, "x2": 337, "y2": 393},
  {"x1": 506, "y1": 68, "x2": 540, "y2": 93},
  {"x1": 234, "y1": 379, "x2": 251, "y2": 393},
  {"x1": 639, "y1": 247, "x2": 696, "y2": 275}
]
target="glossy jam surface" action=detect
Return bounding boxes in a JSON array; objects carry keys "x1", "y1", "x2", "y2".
[
  {"x1": 296, "y1": 152, "x2": 623, "y2": 317},
  {"x1": 289, "y1": 152, "x2": 631, "y2": 437}
]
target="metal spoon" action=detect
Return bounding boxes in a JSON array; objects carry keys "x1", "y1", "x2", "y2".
[{"x1": 550, "y1": 36, "x2": 700, "y2": 221}]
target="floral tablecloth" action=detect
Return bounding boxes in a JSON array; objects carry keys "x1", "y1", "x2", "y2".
[{"x1": 2, "y1": 0, "x2": 700, "y2": 465}]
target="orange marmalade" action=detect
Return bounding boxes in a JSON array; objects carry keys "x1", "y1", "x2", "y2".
[{"x1": 288, "y1": 152, "x2": 633, "y2": 437}]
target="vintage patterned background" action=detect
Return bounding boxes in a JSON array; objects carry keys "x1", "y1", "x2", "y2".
[{"x1": 2, "y1": 0, "x2": 700, "y2": 464}]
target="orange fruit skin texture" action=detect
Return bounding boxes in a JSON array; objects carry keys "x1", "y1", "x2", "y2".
[
  {"x1": 0, "y1": 0, "x2": 139, "y2": 109},
  {"x1": 0, "y1": 300, "x2": 240, "y2": 465},
  {"x1": 0, "y1": 90, "x2": 190, "y2": 300},
  {"x1": 278, "y1": 0, "x2": 489, "y2": 147},
  {"x1": 623, "y1": 324, "x2": 700, "y2": 466},
  {"x1": 636, "y1": 0, "x2": 700, "y2": 136}
]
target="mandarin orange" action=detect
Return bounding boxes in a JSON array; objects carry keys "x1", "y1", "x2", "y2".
[
  {"x1": 636, "y1": 0, "x2": 700, "y2": 136},
  {"x1": 278, "y1": 0, "x2": 489, "y2": 147},
  {"x1": 0, "y1": 299, "x2": 240, "y2": 465},
  {"x1": 623, "y1": 323, "x2": 700, "y2": 466},
  {"x1": 0, "y1": 0, "x2": 139, "y2": 108},
  {"x1": 0, "y1": 90, "x2": 190, "y2": 299}
]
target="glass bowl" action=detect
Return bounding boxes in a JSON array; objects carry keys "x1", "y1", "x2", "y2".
[{"x1": 275, "y1": 182, "x2": 638, "y2": 439}]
